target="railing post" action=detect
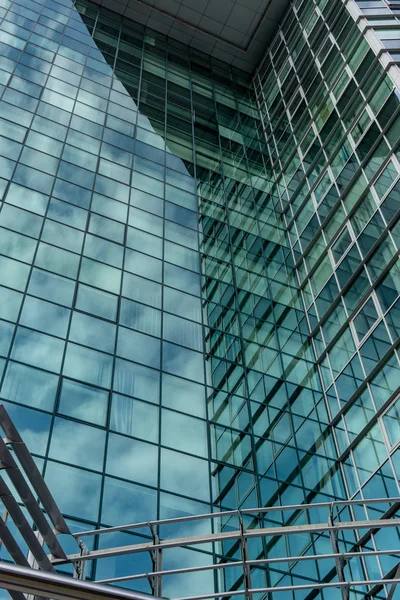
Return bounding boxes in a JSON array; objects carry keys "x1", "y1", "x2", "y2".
[
  {"x1": 73, "y1": 539, "x2": 90, "y2": 580},
  {"x1": 328, "y1": 504, "x2": 349, "y2": 600},
  {"x1": 148, "y1": 523, "x2": 162, "y2": 598},
  {"x1": 239, "y1": 514, "x2": 252, "y2": 600}
]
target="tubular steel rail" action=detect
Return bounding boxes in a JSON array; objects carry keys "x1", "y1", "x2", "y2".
[
  {"x1": 0, "y1": 403, "x2": 398, "y2": 600},
  {"x1": 0, "y1": 562, "x2": 157, "y2": 600},
  {"x1": 58, "y1": 497, "x2": 400, "y2": 600}
]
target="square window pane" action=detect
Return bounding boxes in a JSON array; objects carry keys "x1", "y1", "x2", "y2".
[
  {"x1": 44, "y1": 461, "x2": 101, "y2": 521},
  {"x1": 162, "y1": 373, "x2": 206, "y2": 418},
  {"x1": 113, "y1": 358, "x2": 160, "y2": 404},
  {"x1": 161, "y1": 409, "x2": 207, "y2": 457},
  {"x1": 49, "y1": 417, "x2": 106, "y2": 471},
  {"x1": 106, "y1": 433, "x2": 158, "y2": 486},
  {"x1": 28, "y1": 268, "x2": 75, "y2": 306},
  {"x1": 1, "y1": 401, "x2": 51, "y2": 456},
  {"x1": 76, "y1": 284, "x2": 117, "y2": 321},
  {"x1": 162, "y1": 341, "x2": 204, "y2": 383},
  {"x1": 122, "y1": 272, "x2": 161, "y2": 308},
  {"x1": 1, "y1": 361, "x2": 58, "y2": 411},
  {"x1": 164, "y1": 287, "x2": 201, "y2": 322},
  {"x1": 80, "y1": 257, "x2": 121, "y2": 294},
  {"x1": 20, "y1": 296, "x2": 70, "y2": 337},
  {"x1": 124, "y1": 249, "x2": 162, "y2": 282},
  {"x1": 110, "y1": 394, "x2": 158, "y2": 443},
  {"x1": 119, "y1": 299, "x2": 161, "y2": 337},
  {"x1": 63, "y1": 342, "x2": 112, "y2": 388},
  {"x1": 117, "y1": 327, "x2": 160, "y2": 369},
  {"x1": 58, "y1": 379, "x2": 108, "y2": 426},
  {"x1": 101, "y1": 477, "x2": 157, "y2": 525},
  {"x1": 160, "y1": 448, "x2": 209, "y2": 501},
  {"x1": 69, "y1": 312, "x2": 116, "y2": 354},
  {"x1": 0, "y1": 286, "x2": 23, "y2": 322},
  {"x1": 11, "y1": 327, "x2": 64, "y2": 372}
]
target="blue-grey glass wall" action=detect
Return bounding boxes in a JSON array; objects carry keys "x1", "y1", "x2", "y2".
[
  {"x1": 0, "y1": 0, "x2": 399, "y2": 595},
  {"x1": 0, "y1": 0, "x2": 215, "y2": 592}
]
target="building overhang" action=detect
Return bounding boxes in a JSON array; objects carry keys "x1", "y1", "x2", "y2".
[{"x1": 88, "y1": 0, "x2": 290, "y2": 72}]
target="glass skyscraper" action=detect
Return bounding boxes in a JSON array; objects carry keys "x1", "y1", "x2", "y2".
[{"x1": 0, "y1": 0, "x2": 399, "y2": 596}]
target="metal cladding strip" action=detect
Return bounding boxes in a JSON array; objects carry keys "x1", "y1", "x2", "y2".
[
  {"x1": 0, "y1": 515, "x2": 30, "y2": 567},
  {"x1": 0, "y1": 476, "x2": 55, "y2": 571},
  {"x1": 0, "y1": 436, "x2": 67, "y2": 559},
  {"x1": 0, "y1": 562, "x2": 158, "y2": 600},
  {"x1": 0, "y1": 405, "x2": 70, "y2": 536},
  {"x1": 52, "y1": 518, "x2": 400, "y2": 565}
]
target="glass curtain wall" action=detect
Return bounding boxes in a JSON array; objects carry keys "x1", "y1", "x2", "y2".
[
  {"x1": 351, "y1": 0, "x2": 400, "y2": 64},
  {"x1": 256, "y1": 0, "x2": 400, "y2": 585},
  {"x1": 0, "y1": 0, "x2": 399, "y2": 595},
  {"x1": 0, "y1": 0, "x2": 212, "y2": 593}
]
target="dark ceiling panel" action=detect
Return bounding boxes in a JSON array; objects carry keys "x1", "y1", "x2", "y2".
[{"x1": 89, "y1": 0, "x2": 291, "y2": 72}]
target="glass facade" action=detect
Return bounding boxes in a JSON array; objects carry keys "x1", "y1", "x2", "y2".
[
  {"x1": 0, "y1": 0, "x2": 398, "y2": 596},
  {"x1": 352, "y1": 0, "x2": 400, "y2": 65},
  {"x1": 256, "y1": 0, "x2": 400, "y2": 511}
]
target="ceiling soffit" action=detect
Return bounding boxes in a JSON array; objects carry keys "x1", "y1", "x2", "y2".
[{"x1": 89, "y1": 0, "x2": 291, "y2": 72}]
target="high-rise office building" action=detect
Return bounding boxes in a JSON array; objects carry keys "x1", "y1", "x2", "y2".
[{"x1": 0, "y1": 0, "x2": 399, "y2": 596}]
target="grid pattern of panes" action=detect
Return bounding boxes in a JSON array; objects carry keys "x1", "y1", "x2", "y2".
[
  {"x1": 61, "y1": 0, "x2": 400, "y2": 594},
  {"x1": 0, "y1": 0, "x2": 344, "y2": 592},
  {"x1": 62, "y1": 2, "x2": 339, "y2": 593},
  {"x1": 64, "y1": 5, "x2": 354, "y2": 594},
  {"x1": 0, "y1": 0, "x2": 217, "y2": 593},
  {"x1": 0, "y1": 0, "x2": 399, "y2": 595},
  {"x1": 255, "y1": 0, "x2": 400, "y2": 568},
  {"x1": 352, "y1": 0, "x2": 400, "y2": 64}
]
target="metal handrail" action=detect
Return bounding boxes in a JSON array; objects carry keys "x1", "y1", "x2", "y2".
[
  {"x1": 0, "y1": 561, "x2": 399, "y2": 600},
  {"x1": 0, "y1": 562, "x2": 157, "y2": 600},
  {"x1": 73, "y1": 496, "x2": 400, "y2": 538},
  {"x1": 51, "y1": 498, "x2": 400, "y2": 600},
  {"x1": 174, "y1": 579, "x2": 400, "y2": 600},
  {"x1": 96, "y1": 548, "x2": 400, "y2": 585},
  {"x1": 0, "y1": 403, "x2": 397, "y2": 600},
  {"x1": 53, "y1": 517, "x2": 400, "y2": 565}
]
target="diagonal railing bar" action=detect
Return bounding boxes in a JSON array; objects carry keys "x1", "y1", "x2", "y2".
[
  {"x1": 0, "y1": 405, "x2": 70, "y2": 536},
  {"x1": 387, "y1": 562, "x2": 400, "y2": 600},
  {"x1": 0, "y1": 435, "x2": 67, "y2": 560},
  {"x1": 7, "y1": 590, "x2": 27, "y2": 600},
  {"x1": 0, "y1": 514, "x2": 30, "y2": 567},
  {"x1": 0, "y1": 476, "x2": 54, "y2": 571}
]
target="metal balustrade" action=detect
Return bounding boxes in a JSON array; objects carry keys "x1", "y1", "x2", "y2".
[
  {"x1": 56, "y1": 498, "x2": 400, "y2": 600},
  {"x1": 0, "y1": 404, "x2": 398, "y2": 600}
]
